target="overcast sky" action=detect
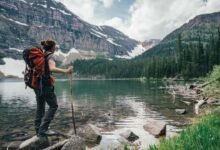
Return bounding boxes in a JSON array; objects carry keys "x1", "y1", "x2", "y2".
[{"x1": 56, "y1": 0, "x2": 220, "y2": 41}]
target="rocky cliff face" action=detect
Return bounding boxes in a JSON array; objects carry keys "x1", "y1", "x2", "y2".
[{"x1": 0, "y1": 0, "x2": 138, "y2": 63}]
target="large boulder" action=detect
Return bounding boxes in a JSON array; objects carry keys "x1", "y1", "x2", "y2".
[
  {"x1": 119, "y1": 130, "x2": 139, "y2": 142},
  {"x1": 69, "y1": 124, "x2": 102, "y2": 145},
  {"x1": 143, "y1": 121, "x2": 166, "y2": 138},
  {"x1": 61, "y1": 135, "x2": 86, "y2": 150}
]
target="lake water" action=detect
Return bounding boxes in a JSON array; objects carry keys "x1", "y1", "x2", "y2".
[{"x1": 0, "y1": 79, "x2": 194, "y2": 149}]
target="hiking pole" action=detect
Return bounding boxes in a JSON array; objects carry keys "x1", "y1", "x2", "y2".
[{"x1": 70, "y1": 71, "x2": 77, "y2": 135}]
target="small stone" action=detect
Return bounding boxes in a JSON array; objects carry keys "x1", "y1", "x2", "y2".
[
  {"x1": 175, "y1": 109, "x2": 186, "y2": 114},
  {"x1": 181, "y1": 100, "x2": 191, "y2": 105},
  {"x1": 119, "y1": 130, "x2": 139, "y2": 142}
]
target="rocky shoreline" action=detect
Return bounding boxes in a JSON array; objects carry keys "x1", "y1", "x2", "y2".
[{"x1": 166, "y1": 82, "x2": 220, "y2": 115}]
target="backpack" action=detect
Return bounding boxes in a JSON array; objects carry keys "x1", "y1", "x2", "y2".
[{"x1": 23, "y1": 47, "x2": 54, "y2": 89}]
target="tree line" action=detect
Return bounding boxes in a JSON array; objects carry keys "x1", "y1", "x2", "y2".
[{"x1": 74, "y1": 28, "x2": 220, "y2": 79}]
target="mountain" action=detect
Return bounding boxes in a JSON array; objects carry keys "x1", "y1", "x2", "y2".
[
  {"x1": 0, "y1": 0, "x2": 138, "y2": 64},
  {"x1": 73, "y1": 11, "x2": 220, "y2": 78},
  {"x1": 140, "y1": 11, "x2": 220, "y2": 58},
  {"x1": 141, "y1": 39, "x2": 160, "y2": 50},
  {"x1": 114, "y1": 39, "x2": 160, "y2": 59}
]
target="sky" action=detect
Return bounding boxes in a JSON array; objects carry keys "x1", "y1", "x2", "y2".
[{"x1": 56, "y1": 0, "x2": 220, "y2": 41}]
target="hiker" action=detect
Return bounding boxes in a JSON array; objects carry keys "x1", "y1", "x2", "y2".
[{"x1": 27, "y1": 39, "x2": 73, "y2": 137}]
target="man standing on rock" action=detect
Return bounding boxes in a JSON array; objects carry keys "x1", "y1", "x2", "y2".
[{"x1": 24, "y1": 39, "x2": 73, "y2": 137}]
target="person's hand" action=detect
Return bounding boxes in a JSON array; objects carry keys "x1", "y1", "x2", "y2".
[{"x1": 66, "y1": 66, "x2": 73, "y2": 74}]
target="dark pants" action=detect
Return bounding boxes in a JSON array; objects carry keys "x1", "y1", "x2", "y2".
[{"x1": 34, "y1": 86, "x2": 58, "y2": 135}]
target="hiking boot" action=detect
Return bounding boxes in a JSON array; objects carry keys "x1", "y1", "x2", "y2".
[
  {"x1": 39, "y1": 129, "x2": 56, "y2": 136},
  {"x1": 45, "y1": 129, "x2": 56, "y2": 135}
]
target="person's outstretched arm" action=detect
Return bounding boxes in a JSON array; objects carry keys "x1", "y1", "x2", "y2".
[{"x1": 48, "y1": 60, "x2": 73, "y2": 74}]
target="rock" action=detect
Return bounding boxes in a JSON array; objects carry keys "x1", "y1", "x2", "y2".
[
  {"x1": 175, "y1": 109, "x2": 186, "y2": 114},
  {"x1": 74, "y1": 124, "x2": 102, "y2": 145},
  {"x1": 61, "y1": 135, "x2": 86, "y2": 150},
  {"x1": 0, "y1": 70, "x2": 5, "y2": 79},
  {"x1": 143, "y1": 121, "x2": 166, "y2": 138},
  {"x1": 207, "y1": 98, "x2": 219, "y2": 104},
  {"x1": 189, "y1": 84, "x2": 196, "y2": 89},
  {"x1": 19, "y1": 135, "x2": 49, "y2": 150},
  {"x1": 181, "y1": 100, "x2": 191, "y2": 105},
  {"x1": 43, "y1": 139, "x2": 69, "y2": 150},
  {"x1": 2, "y1": 141, "x2": 22, "y2": 150},
  {"x1": 119, "y1": 130, "x2": 139, "y2": 142},
  {"x1": 117, "y1": 136, "x2": 130, "y2": 145}
]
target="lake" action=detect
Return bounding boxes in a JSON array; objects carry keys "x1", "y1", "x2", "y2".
[{"x1": 0, "y1": 79, "x2": 194, "y2": 149}]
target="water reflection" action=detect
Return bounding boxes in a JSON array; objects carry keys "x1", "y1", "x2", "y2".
[{"x1": 0, "y1": 79, "x2": 194, "y2": 149}]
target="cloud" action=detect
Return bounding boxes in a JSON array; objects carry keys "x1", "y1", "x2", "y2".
[
  {"x1": 99, "y1": 0, "x2": 114, "y2": 8},
  {"x1": 104, "y1": 0, "x2": 220, "y2": 41},
  {"x1": 57, "y1": 0, "x2": 220, "y2": 41},
  {"x1": 55, "y1": 0, "x2": 99, "y2": 24}
]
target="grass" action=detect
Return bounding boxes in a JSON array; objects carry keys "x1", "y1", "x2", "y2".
[
  {"x1": 148, "y1": 108, "x2": 220, "y2": 150},
  {"x1": 202, "y1": 65, "x2": 220, "y2": 99}
]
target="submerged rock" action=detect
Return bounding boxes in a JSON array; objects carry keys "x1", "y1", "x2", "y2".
[
  {"x1": 119, "y1": 130, "x2": 139, "y2": 142},
  {"x1": 175, "y1": 109, "x2": 186, "y2": 114},
  {"x1": 61, "y1": 135, "x2": 86, "y2": 150},
  {"x1": 143, "y1": 121, "x2": 166, "y2": 138}
]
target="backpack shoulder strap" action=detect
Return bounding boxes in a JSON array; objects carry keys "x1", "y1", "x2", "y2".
[{"x1": 44, "y1": 53, "x2": 53, "y2": 76}]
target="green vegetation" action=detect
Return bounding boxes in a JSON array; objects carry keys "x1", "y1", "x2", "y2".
[
  {"x1": 148, "y1": 108, "x2": 220, "y2": 150},
  {"x1": 74, "y1": 27, "x2": 220, "y2": 79},
  {"x1": 203, "y1": 65, "x2": 220, "y2": 99}
]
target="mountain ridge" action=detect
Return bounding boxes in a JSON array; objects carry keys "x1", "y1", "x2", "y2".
[
  {"x1": 0, "y1": 0, "x2": 138, "y2": 63},
  {"x1": 141, "y1": 11, "x2": 220, "y2": 58}
]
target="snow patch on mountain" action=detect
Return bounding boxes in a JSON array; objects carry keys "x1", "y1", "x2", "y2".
[
  {"x1": 55, "y1": 48, "x2": 96, "y2": 65},
  {"x1": 1, "y1": 15, "x2": 29, "y2": 26},
  {"x1": 115, "y1": 55, "x2": 132, "y2": 59},
  {"x1": 50, "y1": 6, "x2": 56, "y2": 10},
  {"x1": 55, "y1": 48, "x2": 79, "y2": 57},
  {"x1": 107, "y1": 38, "x2": 122, "y2": 47},
  {"x1": 115, "y1": 44, "x2": 145, "y2": 59},
  {"x1": 58, "y1": 9, "x2": 72, "y2": 16},
  {"x1": 91, "y1": 29, "x2": 108, "y2": 38},
  {"x1": 37, "y1": 4, "x2": 47, "y2": 8},
  {"x1": 0, "y1": 58, "x2": 25, "y2": 78},
  {"x1": 90, "y1": 32, "x2": 102, "y2": 38},
  {"x1": 18, "y1": 0, "x2": 27, "y2": 3},
  {"x1": 128, "y1": 44, "x2": 146, "y2": 58},
  {"x1": 9, "y1": 48, "x2": 23, "y2": 52}
]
